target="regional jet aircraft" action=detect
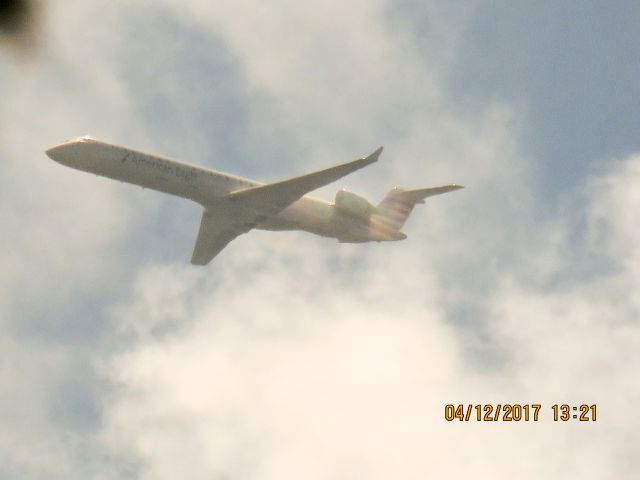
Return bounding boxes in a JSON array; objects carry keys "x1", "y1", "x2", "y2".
[{"x1": 46, "y1": 137, "x2": 462, "y2": 265}]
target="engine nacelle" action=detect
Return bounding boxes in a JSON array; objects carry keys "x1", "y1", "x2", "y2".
[{"x1": 334, "y1": 189, "x2": 375, "y2": 219}]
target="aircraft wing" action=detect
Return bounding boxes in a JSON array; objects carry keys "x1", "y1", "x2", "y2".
[
  {"x1": 227, "y1": 146, "x2": 382, "y2": 214},
  {"x1": 190, "y1": 147, "x2": 382, "y2": 265},
  {"x1": 191, "y1": 207, "x2": 253, "y2": 265}
]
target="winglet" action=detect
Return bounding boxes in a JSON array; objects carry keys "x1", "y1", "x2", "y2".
[{"x1": 366, "y1": 146, "x2": 384, "y2": 163}]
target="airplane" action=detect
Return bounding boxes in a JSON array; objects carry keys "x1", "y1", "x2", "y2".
[{"x1": 46, "y1": 136, "x2": 463, "y2": 265}]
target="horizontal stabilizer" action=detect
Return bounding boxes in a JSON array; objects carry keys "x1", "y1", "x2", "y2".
[
  {"x1": 374, "y1": 184, "x2": 463, "y2": 230},
  {"x1": 394, "y1": 184, "x2": 464, "y2": 204}
]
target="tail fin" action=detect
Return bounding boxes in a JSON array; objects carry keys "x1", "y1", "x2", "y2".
[{"x1": 373, "y1": 185, "x2": 463, "y2": 230}]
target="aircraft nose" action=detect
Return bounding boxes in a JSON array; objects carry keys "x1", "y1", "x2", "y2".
[
  {"x1": 46, "y1": 136, "x2": 96, "y2": 165},
  {"x1": 46, "y1": 144, "x2": 63, "y2": 161},
  {"x1": 45, "y1": 143, "x2": 73, "y2": 164}
]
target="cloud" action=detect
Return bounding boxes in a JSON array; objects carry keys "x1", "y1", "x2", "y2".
[
  {"x1": 100, "y1": 157, "x2": 639, "y2": 479},
  {"x1": 0, "y1": 2, "x2": 157, "y2": 477},
  {"x1": 1, "y1": 1, "x2": 638, "y2": 479},
  {"x1": 100, "y1": 156, "x2": 640, "y2": 479},
  {"x1": 96, "y1": 3, "x2": 639, "y2": 478}
]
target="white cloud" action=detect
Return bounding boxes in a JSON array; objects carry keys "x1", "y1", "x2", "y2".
[
  {"x1": 1, "y1": 1, "x2": 638, "y2": 479},
  {"x1": 98, "y1": 2, "x2": 640, "y2": 477},
  {"x1": 0, "y1": 2, "x2": 157, "y2": 478},
  {"x1": 101, "y1": 154, "x2": 640, "y2": 480}
]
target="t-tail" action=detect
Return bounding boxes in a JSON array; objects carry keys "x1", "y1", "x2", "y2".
[{"x1": 370, "y1": 184, "x2": 464, "y2": 238}]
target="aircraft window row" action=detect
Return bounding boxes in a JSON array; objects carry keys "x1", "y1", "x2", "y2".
[{"x1": 201, "y1": 171, "x2": 251, "y2": 186}]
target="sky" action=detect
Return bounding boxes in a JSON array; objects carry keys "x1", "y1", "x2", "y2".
[{"x1": 1, "y1": 1, "x2": 639, "y2": 478}]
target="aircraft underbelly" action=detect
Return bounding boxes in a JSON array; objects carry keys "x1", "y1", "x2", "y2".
[
  {"x1": 61, "y1": 141, "x2": 235, "y2": 204},
  {"x1": 257, "y1": 197, "x2": 336, "y2": 237}
]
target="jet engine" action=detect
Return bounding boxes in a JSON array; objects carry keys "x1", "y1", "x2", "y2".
[{"x1": 334, "y1": 189, "x2": 375, "y2": 219}]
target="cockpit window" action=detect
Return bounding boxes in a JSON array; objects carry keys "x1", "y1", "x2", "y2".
[{"x1": 64, "y1": 135, "x2": 94, "y2": 143}]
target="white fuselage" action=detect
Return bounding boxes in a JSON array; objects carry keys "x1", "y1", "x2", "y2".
[{"x1": 46, "y1": 137, "x2": 371, "y2": 241}]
